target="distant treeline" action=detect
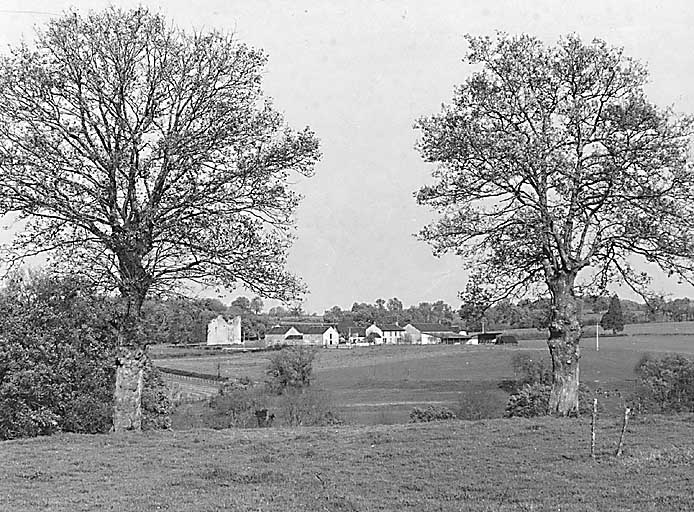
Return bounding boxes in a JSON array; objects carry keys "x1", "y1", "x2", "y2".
[{"x1": 139, "y1": 294, "x2": 694, "y2": 345}]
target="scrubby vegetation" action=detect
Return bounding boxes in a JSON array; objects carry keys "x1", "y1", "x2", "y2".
[
  {"x1": 633, "y1": 354, "x2": 694, "y2": 413},
  {"x1": 0, "y1": 272, "x2": 171, "y2": 440},
  {"x1": 409, "y1": 405, "x2": 457, "y2": 422}
]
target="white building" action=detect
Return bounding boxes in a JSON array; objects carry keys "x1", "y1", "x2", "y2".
[{"x1": 206, "y1": 315, "x2": 242, "y2": 345}]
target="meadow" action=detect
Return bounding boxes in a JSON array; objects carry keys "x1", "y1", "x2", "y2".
[
  {"x1": 2, "y1": 415, "x2": 693, "y2": 511},
  {"x1": 157, "y1": 322, "x2": 694, "y2": 424}
]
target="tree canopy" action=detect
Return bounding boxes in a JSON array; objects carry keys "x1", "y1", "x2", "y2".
[
  {"x1": 600, "y1": 294, "x2": 625, "y2": 334},
  {"x1": 416, "y1": 33, "x2": 694, "y2": 414},
  {"x1": 0, "y1": 7, "x2": 320, "y2": 302},
  {"x1": 416, "y1": 33, "x2": 694, "y2": 301},
  {"x1": 0, "y1": 7, "x2": 320, "y2": 430}
]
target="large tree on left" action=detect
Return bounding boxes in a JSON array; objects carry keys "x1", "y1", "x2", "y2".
[{"x1": 0, "y1": 8, "x2": 320, "y2": 431}]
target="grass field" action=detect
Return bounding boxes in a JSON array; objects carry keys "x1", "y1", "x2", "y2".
[
  {"x1": 2, "y1": 415, "x2": 693, "y2": 511},
  {"x1": 156, "y1": 326, "x2": 694, "y2": 424}
]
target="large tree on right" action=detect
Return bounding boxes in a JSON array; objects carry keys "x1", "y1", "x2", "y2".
[{"x1": 415, "y1": 34, "x2": 694, "y2": 415}]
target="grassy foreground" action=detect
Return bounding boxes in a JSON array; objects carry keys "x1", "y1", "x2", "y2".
[{"x1": 2, "y1": 415, "x2": 693, "y2": 511}]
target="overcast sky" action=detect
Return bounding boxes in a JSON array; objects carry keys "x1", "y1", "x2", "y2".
[{"x1": 2, "y1": 1, "x2": 694, "y2": 312}]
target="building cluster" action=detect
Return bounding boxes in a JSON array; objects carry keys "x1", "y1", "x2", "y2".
[
  {"x1": 264, "y1": 322, "x2": 517, "y2": 347},
  {"x1": 205, "y1": 314, "x2": 519, "y2": 348}
]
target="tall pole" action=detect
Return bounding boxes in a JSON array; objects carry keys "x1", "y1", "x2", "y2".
[{"x1": 596, "y1": 318, "x2": 599, "y2": 352}]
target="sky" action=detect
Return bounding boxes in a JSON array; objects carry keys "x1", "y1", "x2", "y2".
[{"x1": 1, "y1": 1, "x2": 694, "y2": 313}]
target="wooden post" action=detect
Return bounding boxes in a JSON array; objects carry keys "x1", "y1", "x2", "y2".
[
  {"x1": 590, "y1": 398, "x2": 598, "y2": 458},
  {"x1": 615, "y1": 406, "x2": 631, "y2": 457},
  {"x1": 595, "y1": 319, "x2": 599, "y2": 352}
]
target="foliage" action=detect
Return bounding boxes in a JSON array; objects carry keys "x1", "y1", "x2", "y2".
[
  {"x1": 141, "y1": 362, "x2": 173, "y2": 430},
  {"x1": 0, "y1": 270, "x2": 173, "y2": 440},
  {"x1": 409, "y1": 405, "x2": 457, "y2": 422},
  {"x1": 277, "y1": 389, "x2": 343, "y2": 427},
  {"x1": 416, "y1": 32, "x2": 694, "y2": 414},
  {"x1": 601, "y1": 295, "x2": 625, "y2": 334},
  {"x1": 0, "y1": 7, "x2": 320, "y2": 302},
  {"x1": 505, "y1": 384, "x2": 552, "y2": 418},
  {"x1": 416, "y1": 31, "x2": 694, "y2": 306},
  {"x1": 510, "y1": 353, "x2": 553, "y2": 388},
  {"x1": 505, "y1": 383, "x2": 594, "y2": 418},
  {"x1": 204, "y1": 381, "x2": 269, "y2": 429},
  {"x1": 633, "y1": 354, "x2": 694, "y2": 413},
  {"x1": 265, "y1": 346, "x2": 318, "y2": 394}
]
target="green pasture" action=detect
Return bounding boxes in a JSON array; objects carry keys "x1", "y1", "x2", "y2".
[
  {"x1": 156, "y1": 326, "x2": 694, "y2": 424},
  {"x1": 2, "y1": 416, "x2": 693, "y2": 511}
]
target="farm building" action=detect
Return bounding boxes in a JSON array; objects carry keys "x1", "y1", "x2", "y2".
[
  {"x1": 466, "y1": 332, "x2": 517, "y2": 345},
  {"x1": 206, "y1": 315, "x2": 242, "y2": 345},
  {"x1": 264, "y1": 324, "x2": 339, "y2": 347},
  {"x1": 345, "y1": 327, "x2": 366, "y2": 345},
  {"x1": 403, "y1": 323, "x2": 467, "y2": 344},
  {"x1": 366, "y1": 323, "x2": 405, "y2": 344},
  {"x1": 264, "y1": 325, "x2": 302, "y2": 345}
]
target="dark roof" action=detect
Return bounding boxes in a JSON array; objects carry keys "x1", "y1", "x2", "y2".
[
  {"x1": 296, "y1": 325, "x2": 333, "y2": 335},
  {"x1": 377, "y1": 324, "x2": 405, "y2": 332},
  {"x1": 409, "y1": 323, "x2": 459, "y2": 333},
  {"x1": 347, "y1": 328, "x2": 366, "y2": 337},
  {"x1": 496, "y1": 334, "x2": 518, "y2": 344},
  {"x1": 266, "y1": 325, "x2": 293, "y2": 335},
  {"x1": 437, "y1": 333, "x2": 470, "y2": 340}
]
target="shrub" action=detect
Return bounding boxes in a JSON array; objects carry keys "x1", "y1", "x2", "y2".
[
  {"x1": 141, "y1": 363, "x2": 173, "y2": 430},
  {"x1": 0, "y1": 270, "x2": 172, "y2": 439},
  {"x1": 409, "y1": 405, "x2": 457, "y2": 423},
  {"x1": 277, "y1": 389, "x2": 343, "y2": 427},
  {"x1": 504, "y1": 384, "x2": 551, "y2": 418},
  {"x1": 265, "y1": 346, "x2": 318, "y2": 394},
  {"x1": 204, "y1": 381, "x2": 269, "y2": 429},
  {"x1": 633, "y1": 354, "x2": 694, "y2": 413},
  {"x1": 505, "y1": 383, "x2": 594, "y2": 418},
  {"x1": 510, "y1": 353, "x2": 552, "y2": 388}
]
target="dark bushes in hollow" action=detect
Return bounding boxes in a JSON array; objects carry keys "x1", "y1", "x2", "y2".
[
  {"x1": 633, "y1": 354, "x2": 694, "y2": 413},
  {"x1": 409, "y1": 405, "x2": 457, "y2": 422}
]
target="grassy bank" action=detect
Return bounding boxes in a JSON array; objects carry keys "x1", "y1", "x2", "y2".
[{"x1": 1, "y1": 415, "x2": 693, "y2": 511}]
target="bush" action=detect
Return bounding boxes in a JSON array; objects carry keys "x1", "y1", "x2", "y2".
[
  {"x1": 0, "y1": 270, "x2": 171, "y2": 439},
  {"x1": 505, "y1": 383, "x2": 594, "y2": 418},
  {"x1": 277, "y1": 389, "x2": 343, "y2": 427},
  {"x1": 504, "y1": 384, "x2": 551, "y2": 418},
  {"x1": 409, "y1": 405, "x2": 457, "y2": 423},
  {"x1": 204, "y1": 383, "x2": 269, "y2": 429},
  {"x1": 510, "y1": 353, "x2": 552, "y2": 388},
  {"x1": 634, "y1": 354, "x2": 694, "y2": 413},
  {"x1": 265, "y1": 346, "x2": 318, "y2": 394}
]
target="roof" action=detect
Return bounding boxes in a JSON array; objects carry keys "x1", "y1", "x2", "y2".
[
  {"x1": 378, "y1": 324, "x2": 405, "y2": 332},
  {"x1": 296, "y1": 325, "x2": 333, "y2": 335},
  {"x1": 266, "y1": 325, "x2": 293, "y2": 335},
  {"x1": 347, "y1": 328, "x2": 366, "y2": 337},
  {"x1": 409, "y1": 323, "x2": 459, "y2": 333}
]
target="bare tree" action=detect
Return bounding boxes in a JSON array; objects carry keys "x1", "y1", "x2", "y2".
[
  {"x1": 0, "y1": 8, "x2": 320, "y2": 430},
  {"x1": 416, "y1": 33, "x2": 694, "y2": 415}
]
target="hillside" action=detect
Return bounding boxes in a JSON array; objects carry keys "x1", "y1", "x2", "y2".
[{"x1": 2, "y1": 415, "x2": 693, "y2": 511}]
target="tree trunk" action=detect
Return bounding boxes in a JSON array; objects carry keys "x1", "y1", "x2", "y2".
[
  {"x1": 113, "y1": 343, "x2": 147, "y2": 431},
  {"x1": 546, "y1": 271, "x2": 581, "y2": 416},
  {"x1": 112, "y1": 265, "x2": 150, "y2": 432}
]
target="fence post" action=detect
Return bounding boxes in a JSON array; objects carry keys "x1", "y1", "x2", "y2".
[{"x1": 615, "y1": 406, "x2": 631, "y2": 457}]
